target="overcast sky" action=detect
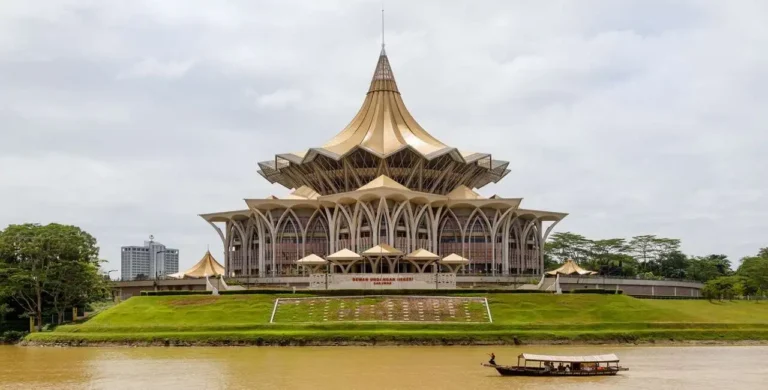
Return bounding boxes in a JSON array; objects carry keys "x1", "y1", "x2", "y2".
[{"x1": 1, "y1": 0, "x2": 766, "y2": 274}]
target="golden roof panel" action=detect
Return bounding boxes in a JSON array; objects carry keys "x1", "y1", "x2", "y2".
[
  {"x1": 169, "y1": 251, "x2": 225, "y2": 278},
  {"x1": 296, "y1": 254, "x2": 328, "y2": 264},
  {"x1": 440, "y1": 253, "x2": 470, "y2": 264},
  {"x1": 358, "y1": 175, "x2": 411, "y2": 191},
  {"x1": 361, "y1": 243, "x2": 403, "y2": 256},
  {"x1": 326, "y1": 248, "x2": 363, "y2": 261},
  {"x1": 446, "y1": 185, "x2": 484, "y2": 200},
  {"x1": 404, "y1": 248, "x2": 440, "y2": 260},
  {"x1": 545, "y1": 259, "x2": 597, "y2": 276}
]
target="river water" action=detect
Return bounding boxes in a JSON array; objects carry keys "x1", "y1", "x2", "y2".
[{"x1": 0, "y1": 345, "x2": 765, "y2": 389}]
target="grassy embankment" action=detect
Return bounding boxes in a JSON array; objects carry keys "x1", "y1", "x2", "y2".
[{"x1": 24, "y1": 294, "x2": 768, "y2": 346}]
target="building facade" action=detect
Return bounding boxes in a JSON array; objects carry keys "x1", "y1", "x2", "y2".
[
  {"x1": 120, "y1": 240, "x2": 179, "y2": 280},
  {"x1": 201, "y1": 46, "x2": 567, "y2": 278}
]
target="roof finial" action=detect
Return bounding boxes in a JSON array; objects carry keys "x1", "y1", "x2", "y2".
[{"x1": 381, "y1": 3, "x2": 385, "y2": 51}]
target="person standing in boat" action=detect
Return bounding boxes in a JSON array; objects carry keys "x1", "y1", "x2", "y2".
[{"x1": 488, "y1": 353, "x2": 496, "y2": 365}]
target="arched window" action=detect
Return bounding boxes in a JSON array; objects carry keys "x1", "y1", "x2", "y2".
[
  {"x1": 276, "y1": 214, "x2": 301, "y2": 276},
  {"x1": 465, "y1": 214, "x2": 491, "y2": 274},
  {"x1": 392, "y1": 208, "x2": 411, "y2": 253},
  {"x1": 438, "y1": 213, "x2": 462, "y2": 258},
  {"x1": 228, "y1": 225, "x2": 244, "y2": 276},
  {"x1": 305, "y1": 214, "x2": 330, "y2": 258},
  {"x1": 377, "y1": 215, "x2": 389, "y2": 247},
  {"x1": 248, "y1": 222, "x2": 260, "y2": 276},
  {"x1": 508, "y1": 219, "x2": 522, "y2": 275},
  {"x1": 356, "y1": 207, "x2": 374, "y2": 253}
]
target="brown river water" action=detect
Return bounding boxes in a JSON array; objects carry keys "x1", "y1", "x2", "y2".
[{"x1": 1, "y1": 345, "x2": 766, "y2": 389}]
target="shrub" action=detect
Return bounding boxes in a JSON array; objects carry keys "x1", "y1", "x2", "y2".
[
  {"x1": 140, "y1": 291, "x2": 213, "y2": 296},
  {"x1": 1, "y1": 330, "x2": 27, "y2": 343},
  {"x1": 570, "y1": 289, "x2": 623, "y2": 295},
  {"x1": 220, "y1": 289, "x2": 549, "y2": 296}
]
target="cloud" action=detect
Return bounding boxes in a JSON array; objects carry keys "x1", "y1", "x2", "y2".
[
  {"x1": 1, "y1": 0, "x2": 766, "y2": 274},
  {"x1": 249, "y1": 88, "x2": 305, "y2": 109},
  {"x1": 118, "y1": 58, "x2": 196, "y2": 79}
]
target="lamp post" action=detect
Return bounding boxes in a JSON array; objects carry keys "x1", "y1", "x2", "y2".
[{"x1": 107, "y1": 269, "x2": 117, "y2": 280}]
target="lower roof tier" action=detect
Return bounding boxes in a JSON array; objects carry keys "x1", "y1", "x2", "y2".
[{"x1": 200, "y1": 175, "x2": 566, "y2": 223}]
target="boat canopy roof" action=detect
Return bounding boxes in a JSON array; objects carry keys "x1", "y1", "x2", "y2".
[{"x1": 519, "y1": 354, "x2": 619, "y2": 363}]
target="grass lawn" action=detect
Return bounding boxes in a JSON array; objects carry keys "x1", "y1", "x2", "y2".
[{"x1": 26, "y1": 294, "x2": 768, "y2": 345}]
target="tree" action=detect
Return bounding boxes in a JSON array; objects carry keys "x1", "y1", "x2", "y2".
[
  {"x1": 758, "y1": 248, "x2": 768, "y2": 258},
  {"x1": 687, "y1": 255, "x2": 731, "y2": 283},
  {"x1": 0, "y1": 223, "x2": 104, "y2": 331},
  {"x1": 628, "y1": 235, "x2": 681, "y2": 278},
  {"x1": 48, "y1": 260, "x2": 108, "y2": 324},
  {"x1": 658, "y1": 250, "x2": 688, "y2": 279},
  {"x1": 545, "y1": 232, "x2": 592, "y2": 264},
  {"x1": 702, "y1": 276, "x2": 743, "y2": 301},
  {"x1": 543, "y1": 252, "x2": 559, "y2": 271},
  {"x1": 737, "y1": 256, "x2": 768, "y2": 296},
  {"x1": 628, "y1": 235, "x2": 680, "y2": 263}
]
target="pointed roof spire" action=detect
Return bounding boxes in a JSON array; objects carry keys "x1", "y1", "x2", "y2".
[
  {"x1": 381, "y1": 5, "x2": 385, "y2": 50},
  {"x1": 368, "y1": 47, "x2": 399, "y2": 93}
]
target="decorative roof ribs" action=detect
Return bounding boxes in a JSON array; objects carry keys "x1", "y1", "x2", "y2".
[{"x1": 257, "y1": 47, "x2": 510, "y2": 195}]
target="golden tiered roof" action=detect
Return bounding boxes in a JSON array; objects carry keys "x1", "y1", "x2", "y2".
[
  {"x1": 257, "y1": 46, "x2": 511, "y2": 194},
  {"x1": 321, "y1": 47, "x2": 452, "y2": 158}
]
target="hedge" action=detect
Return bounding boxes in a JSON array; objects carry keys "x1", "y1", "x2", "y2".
[
  {"x1": 570, "y1": 289, "x2": 623, "y2": 295},
  {"x1": 219, "y1": 289, "x2": 550, "y2": 296},
  {"x1": 140, "y1": 291, "x2": 213, "y2": 296}
]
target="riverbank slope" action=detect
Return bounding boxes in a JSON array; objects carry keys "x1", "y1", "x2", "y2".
[{"x1": 24, "y1": 294, "x2": 768, "y2": 346}]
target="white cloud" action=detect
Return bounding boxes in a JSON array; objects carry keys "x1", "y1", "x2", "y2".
[
  {"x1": 250, "y1": 88, "x2": 305, "y2": 109},
  {"x1": 1, "y1": 0, "x2": 766, "y2": 274},
  {"x1": 118, "y1": 58, "x2": 196, "y2": 80}
]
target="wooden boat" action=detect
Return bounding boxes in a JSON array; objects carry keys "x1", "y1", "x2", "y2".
[{"x1": 483, "y1": 353, "x2": 629, "y2": 377}]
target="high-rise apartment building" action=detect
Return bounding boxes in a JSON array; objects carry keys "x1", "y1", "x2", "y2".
[{"x1": 120, "y1": 238, "x2": 179, "y2": 280}]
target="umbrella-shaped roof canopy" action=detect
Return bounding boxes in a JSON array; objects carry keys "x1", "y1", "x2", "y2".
[
  {"x1": 362, "y1": 243, "x2": 403, "y2": 257},
  {"x1": 546, "y1": 259, "x2": 597, "y2": 276},
  {"x1": 169, "y1": 251, "x2": 225, "y2": 279},
  {"x1": 404, "y1": 248, "x2": 440, "y2": 261},
  {"x1": 326, "y1": 248, "x2": 363, "y2": 261},
  {"x1": 296, "y1": 254, "x2": 328, "y2": 265},
  {"x1": 440, "y1": 253, "x2": 470, "y2": 264}
]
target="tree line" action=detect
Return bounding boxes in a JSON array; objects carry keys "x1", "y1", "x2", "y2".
[
  {"x1": 0, "y1": 223, "x2": 109, "y2": 332},
  {"x1": 545, "y1": 232, "x2": 768, "y2": 298}
]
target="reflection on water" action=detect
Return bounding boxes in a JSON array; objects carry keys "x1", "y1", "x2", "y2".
[{"x1": 1, "y1": 345, "x2": 766, "y2": 389}]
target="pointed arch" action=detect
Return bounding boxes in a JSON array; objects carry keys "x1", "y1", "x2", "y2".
[
  {"x1": 508, "y1": 217, "x2": 524, "y2": 275},
  {"x1": 275, "y1": 211, "x2": 302, "y2": 276},
  {"x1": 465, "y1": 210, "x2": 492, "y2": 274},
  {"x1": 227, "y1": 222, "x2": 244, "y2": 276},
  {"x1": 437, "y1": 209, "x2": 463, "y2": 259},
  {"x1": 374, "y1": 198, "x2": 391, "y2": 247},
  {"x1": 245, "y1": 218, "x2": 260, "y2": 276},
  {"x1": 392, "y1": 203, "x2": 412, "y2": 253},
  {"x1": 412, "y1": 205, "x2": 432, "y2": 252},
  {"x1": 355, "y1": 201, "x2": 376, "y2": 253},
  {"x1": 304, "y1": 212, "x2": 330, "y2": 272}
]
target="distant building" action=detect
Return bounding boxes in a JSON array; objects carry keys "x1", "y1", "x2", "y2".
[{"x1": 120, "y1": 239, "x2": 179, "y2": 280}]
